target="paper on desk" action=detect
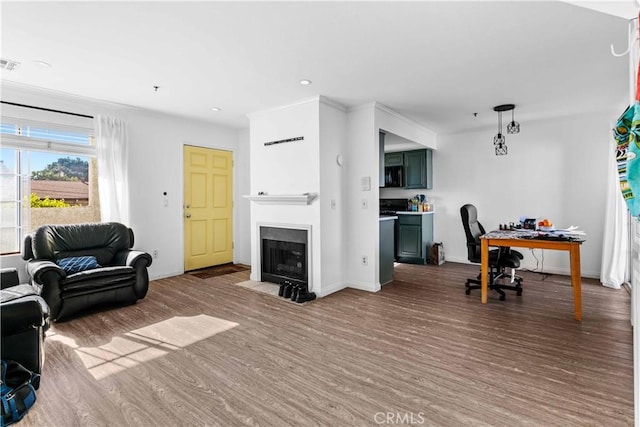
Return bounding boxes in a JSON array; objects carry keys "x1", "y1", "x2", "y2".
[{"x1": 553, "y1": 225, "x2": 586, "y2": 235}]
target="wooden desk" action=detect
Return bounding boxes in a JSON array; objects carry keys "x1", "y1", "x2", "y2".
[{"x1": 480, "y1": 231, "x2": 584, "y2": 321}]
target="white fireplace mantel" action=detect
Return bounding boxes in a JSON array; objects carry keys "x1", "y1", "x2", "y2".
[{"x1": 243, "y1": 193, "x2": 318, "y2": 205}]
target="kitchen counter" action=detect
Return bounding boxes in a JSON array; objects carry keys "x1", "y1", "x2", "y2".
[{"x1": 396, "y1": 211, "x2": 434, "y2": 215}]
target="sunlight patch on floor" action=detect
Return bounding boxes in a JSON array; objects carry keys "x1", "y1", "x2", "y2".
[{"x1": 48, "y1": 314, "x2": 238, "y2": 380}]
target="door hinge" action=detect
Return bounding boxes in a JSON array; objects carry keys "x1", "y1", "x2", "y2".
[{"x1": 232, "y1": 242, "x2": 234, "y2": 249}]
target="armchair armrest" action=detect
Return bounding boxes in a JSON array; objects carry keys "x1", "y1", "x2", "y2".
[
  {"x1": 25, "y1": 260, "x2": 65, "y2": 321},
  {"x1": 26, "y1": 260, "x2": 66, "y2": 283},
  {"x1": 112, "y1": 250, "x2": 152, "y2": 300},
  {"x1": 1, "y1": 295, "x2": 48, "y2": 336},
  {"x1": 0, "y1": 268, "x2": 20, "y2": 289},
  {"x1": 112, "y1": 250, "x2": 153, "y2": 269}
]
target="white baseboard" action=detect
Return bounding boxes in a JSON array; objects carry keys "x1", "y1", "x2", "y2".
[
  {"x1": 347, "y1": 280, "x2": 381, "y2": 293},
  {"x1": 149, "y1": 270, "x2": 184, "y2": 281},
  {"x1": 318, "y1": 282, "x2": 347, "y2": 297}
]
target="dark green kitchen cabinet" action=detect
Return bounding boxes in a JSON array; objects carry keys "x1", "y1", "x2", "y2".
[
  {"x1": 379, "y1": 131, "x2": 385, "y2": 187},
  {"x1": 396, "y1": 213, "x2": 434, "y2": 264},
  {"x1": 404, "y1": 149, "x2": 433, "y2": 189},
  {"x1": 379, "y1": 218, "x2": 395, "y2": 285},
  {"x1": 384, "y1": 152, "x2": 404, "y2": 167}
]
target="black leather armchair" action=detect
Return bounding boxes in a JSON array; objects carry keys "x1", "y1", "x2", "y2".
[
  {"x1": 460, "y1": 204, "x2": 523, "y2": 300},
  {"x1": 22, "y1": 222, "x2": 152, "y2": 321},
  {"x1": 1, "y1": 268, "x2": 49, "y2": 381}
]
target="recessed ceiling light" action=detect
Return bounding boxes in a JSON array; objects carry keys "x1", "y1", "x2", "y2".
[
  {"x1": 211, "y1": 107, "x2": 221, "y2": 112},
  {"x1": 300, "y1": 79, "x2": 312, "y2": 85},
  {"x1": 33, "y1": 60, "x2": 52, "y2": 68}
]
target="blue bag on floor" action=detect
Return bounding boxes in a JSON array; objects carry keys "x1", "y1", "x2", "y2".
[{"x1": 0, "y1": 360, "x2": 38, "y2": 426}]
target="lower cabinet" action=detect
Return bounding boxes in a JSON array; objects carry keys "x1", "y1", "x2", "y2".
[
  {"x1": 379, "y1": 218, "x2": 395, "y2": 285},
  {"x1": 396, "y1": 214, "x2": 434, "y2": 264}
]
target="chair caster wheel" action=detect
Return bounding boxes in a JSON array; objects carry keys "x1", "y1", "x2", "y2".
[
  {"x1": 465, "y1": 289, "x2": 471, "y2": 295},
  {"x1": 499, "y1": 295, "x2": 506, "y2": 301}
]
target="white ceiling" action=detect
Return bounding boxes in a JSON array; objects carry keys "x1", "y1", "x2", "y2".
[{"x1": 0, "y1": 1, "x2": 632, "y2": 133}]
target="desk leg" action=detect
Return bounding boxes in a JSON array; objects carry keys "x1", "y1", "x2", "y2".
[
  {"x1": 570, "y1": 245, "x2": 582, "y2": 321},
  {"x1": 481, "y1": 239, "x2": 488, "y2": 304}
]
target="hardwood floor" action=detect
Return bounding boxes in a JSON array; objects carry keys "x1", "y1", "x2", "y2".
[{"x1": 22, "y1": 262, "x2": 633, "y2": 426}]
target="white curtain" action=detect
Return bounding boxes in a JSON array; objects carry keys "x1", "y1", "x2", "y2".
[
  {"x1": 601, "y1": 19, "x2": 639, "y2": 289},
  {"x1": 600, "y1": 136, "x2": 629, "y2": 289},
  {"x1": 95, "y1": 115, "x2": 130, "y2": 225}
]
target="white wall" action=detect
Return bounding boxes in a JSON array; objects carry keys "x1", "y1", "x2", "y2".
[
  {"x1": 375, "y1": 103, "x2": 437, "y2": 150},
  {"x1": 345, "y1": 104, "x2": 379, "y2": 290},
  {"x1": 124, "y1": 109, "x2": 238, "y2": 279},
  {"x1": 1, "y1": 84, "x2": 243, "y2": 281},
  {"x1": 248, "y1": 97, "x2": 323, "y2": 293},
  {"x1": 319, "y1": 101, "x2": 347, "y2": 295},
  {"x1": 343, "y1": 102, "x2": 438, "y2": 291},
  {"x1": 380, "y1": 109, "x2": 616, "y2": 278},
  {"x1": 235, "y1": 128, "x2": 251, "y2": 265},
  {"x1": 247, "y1": 96, "x2": 350, "y2": 296}
]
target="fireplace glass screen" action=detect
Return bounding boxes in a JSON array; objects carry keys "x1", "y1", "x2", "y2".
[{"x1": 260, "y1": 227, "x2": 308, "y2": 287}]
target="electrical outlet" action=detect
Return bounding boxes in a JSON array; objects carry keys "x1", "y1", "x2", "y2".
[
  {"x1": 153, "y1": 250, "x2": 158, "y2": 259},
  {"x1": 361, "y1": 255, "x2": 368, "y2": 265}
]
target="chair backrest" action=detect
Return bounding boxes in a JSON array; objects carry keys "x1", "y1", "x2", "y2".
[
  {"x1": 27, "y1": 222, "x2": 132, "y2": 266},
  {"x1": 460, "y1": 204, "x2": 486, "y2": 263}
]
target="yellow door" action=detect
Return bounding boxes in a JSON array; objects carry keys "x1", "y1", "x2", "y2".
[{"x1": 184, "y1": 145, "x2": 233, "y2": 271}]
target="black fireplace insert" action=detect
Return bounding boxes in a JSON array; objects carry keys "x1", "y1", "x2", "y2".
[{"x1": 260, "y1": 226, "x2": 308, "y2": 288}]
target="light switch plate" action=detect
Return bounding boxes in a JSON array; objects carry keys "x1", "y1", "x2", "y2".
[{"x1": 361, "y1": 176, "x2": 371, "y2": 191}]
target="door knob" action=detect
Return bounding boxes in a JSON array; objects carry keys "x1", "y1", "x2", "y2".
[
  {"x1": 185, "y1": 204, "x2": 190, "y2": 208},
  {"x1": 185, "y1": 213, "x2": 191, "y2": 218}
]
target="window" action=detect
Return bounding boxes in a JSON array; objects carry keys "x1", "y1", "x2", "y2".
[{"x1": 0, "y1": 117, "x2": 99, "y2": 255}]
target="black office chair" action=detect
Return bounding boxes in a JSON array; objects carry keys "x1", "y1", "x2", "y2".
[{"x1": 460, "y1": 204, "x2": 523, "y2": 301}]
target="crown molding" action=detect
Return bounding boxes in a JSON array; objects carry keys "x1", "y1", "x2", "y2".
[
  {"x1": 318, "y1": 95, "x2": 347, "y2": 112},
  {"x1": 247, "y1": 95, "x2": 347, "y2": 119},
  {"x1": 373, "y1": 102, "x2": 435, "y2": 136}
]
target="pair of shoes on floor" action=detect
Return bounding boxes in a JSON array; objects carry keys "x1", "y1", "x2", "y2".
[{"x1": 278, "y1": 281, "x2": 316, "y2": 304}]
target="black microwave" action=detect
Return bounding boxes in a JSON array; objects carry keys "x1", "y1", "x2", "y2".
[{"x1": 384, "y1": 165, "x2": 403, "y2": 187}]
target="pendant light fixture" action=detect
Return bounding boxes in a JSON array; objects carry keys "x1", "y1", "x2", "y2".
[
  {"x1": 507, "y1": 106, "x2": 520, "y2": 134},
  {"x1": 493, "y1": 104, "x2": 518, "y2": 156}
]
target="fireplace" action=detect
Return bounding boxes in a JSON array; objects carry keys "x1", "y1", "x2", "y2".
[{"x1": 260, "y1": 226, "x2": 308, "y2": 288}]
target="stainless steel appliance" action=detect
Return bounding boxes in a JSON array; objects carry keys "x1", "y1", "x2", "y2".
[
  {"x1": 379, "y1": 198, "x2": 407, "y2": 215},
  {"x1": 384, "y1": 165, "x2": 403, "y2": 187}
]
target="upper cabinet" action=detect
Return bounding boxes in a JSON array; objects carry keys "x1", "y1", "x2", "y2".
[
  {"x1": 404, "y1": 149, "x2": 432, "y2": 189},
  {"x1": 383, "y1": 148, "x2": 433, "y2": 189},
  {"x1": 379, "y1": 131, "x2": 386, "y2": 187},
  {"x1": 384, "y1": 152, "x2": 404, "y2": 167}
]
